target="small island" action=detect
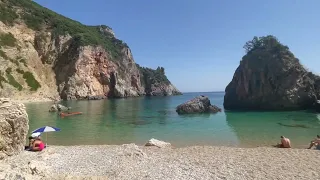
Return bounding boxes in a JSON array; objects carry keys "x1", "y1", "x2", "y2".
[
  {"x1": 224, "y1": 35, "x2": 320, "y2": 111},
  {"x1": 176, "y1": 95, "x2": 222, "y2": 114}
]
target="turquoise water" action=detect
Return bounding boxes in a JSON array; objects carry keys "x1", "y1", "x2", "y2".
[{"x1": 25, "y1": 92, "x2": 320, "y2": 148}]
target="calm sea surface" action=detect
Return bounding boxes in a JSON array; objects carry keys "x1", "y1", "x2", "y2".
[{"x1": 25, "y1": 92, "x2": 320, "y2": 148}]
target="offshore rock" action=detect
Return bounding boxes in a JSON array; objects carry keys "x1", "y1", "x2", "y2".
[
  {"x1": 224, "y1": 35, "x2": 320, "y2": 111},
  {"x1": 176, "y1": 95, "x2": 222, "y2": 114}
]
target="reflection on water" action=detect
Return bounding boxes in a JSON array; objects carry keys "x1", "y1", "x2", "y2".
[
  {"x1": 225, "y1": 111, "x2": 320, "y2": 148},
  {"x1": 25, "y1": 92, "x2": 320, "y2": 148}
]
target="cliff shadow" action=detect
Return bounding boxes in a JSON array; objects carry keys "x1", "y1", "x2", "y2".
[{"x1": 52, "y1": 38, "x2": 81, "y2": 100}]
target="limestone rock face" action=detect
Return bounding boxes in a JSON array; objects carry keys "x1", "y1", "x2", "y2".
[
  {"x1": 146, "y1": 83, "x2": 181, "y2": 96},
  {"x1": 0, "y1": 0, "x2": 181, "y2": 101},
  {"x1": 0, "y1": 98, "x2": 29, "y2": 159},
  {"x1": 224, "y1": 35, "x2": 320, "y2": 111},
  {"x1": 176, "y1": 95, "x2": 222, "y2": 114}
]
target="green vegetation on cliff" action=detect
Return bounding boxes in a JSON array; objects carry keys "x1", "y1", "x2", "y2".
[
  {"x1": 137, "y1": 65, "x2": 171, "y2": 86},
  {"x1": 243, "y1": 35, "x2": 295, "y2": 58},
  {"x1": 0, "y1": 32, "x2": 17, "y2": 47},
  {"x1": 0, "y1": 0, "x2": 127, "y2": 59},
  {"x1": 0, "y1": 72, "x2": 7, "y2": 88},
  {"x1": 0, "y1": 49, "x2": 8, "y2": 59},
  {"x1": 16, "y1": 69, "x2": 41, "y2": 91},
  {"x1": 0, "y1": 2, "x2": 18, "y2": 25},
  {"x1": 5, "y1": 68, "x2": 22, "y2": 91},
  {"x1": 17, "y1": 56, "x2": 27, "y2": 67}
]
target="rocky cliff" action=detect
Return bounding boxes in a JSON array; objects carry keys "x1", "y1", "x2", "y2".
[
  {"x1": 224, "y1": 35, "x2": 320, "y2": 111},
  {"x1": 0, "y1": 98, "x2": 29, "y2": 159},
  {"x1": 0, "y1": 0, "x2": 181, "y2": 101}
]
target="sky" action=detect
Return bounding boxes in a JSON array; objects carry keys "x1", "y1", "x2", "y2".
[{"x1": 34, "y1": 0, "x2": 320, "y2": 92}]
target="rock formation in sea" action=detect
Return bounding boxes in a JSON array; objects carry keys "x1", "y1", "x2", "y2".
[
  {"x1": 0, "y1": 0, "x2": 181, "y2": 101},
  {"x1": 0, "y1": 98, "x2": 29, "y2": 159},
  {"x1": 176, "y1": 95, "x2": 222, "y2": 114},
  {"x1": 224, "y1": 35, "x2": 320, "y2": 111}
]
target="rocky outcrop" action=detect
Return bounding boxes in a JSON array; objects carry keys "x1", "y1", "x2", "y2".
[
  {"x1": 224, "y1": 35, "x2": 320, "y2": 111},
  {"x1": 145, "y1": 138, "x2": 171, "y2": 148},
  {"x1": 48, "y1": 104, "x2": 70, "y2": 112},
  {"x1": 176, "y1": 95, "x2": 222, "y2": 114},
  {"x1": 0, "y1": 98, "x2": 29, "y2": 159},
  {"x1": 138, "y1": 66, "x2": 181, "y2": 96},
  {"x1": 0, "y1": 0, "x2": 181, "y2": 101}
]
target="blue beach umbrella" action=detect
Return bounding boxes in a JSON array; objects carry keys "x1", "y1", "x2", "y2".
[{"x1": 32, "y1": 126, "x2": 61, "y2": 146}]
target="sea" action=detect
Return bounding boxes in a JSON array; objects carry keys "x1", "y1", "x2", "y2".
[{"x1": 25, "y1": 92, "x2": 320, "y2": 148}]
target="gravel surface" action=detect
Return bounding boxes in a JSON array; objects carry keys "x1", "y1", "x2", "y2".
[{"x1": 2, "y1": 144, "x2": 320, "y2": 180}]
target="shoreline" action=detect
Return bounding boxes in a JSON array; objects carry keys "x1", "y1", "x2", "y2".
[
  {"x1": 11, "y1": 98, "x2": 56, "y2": 104},
  {"x1": 1, "y1": 144, "x2": 320, "y2": 179}
]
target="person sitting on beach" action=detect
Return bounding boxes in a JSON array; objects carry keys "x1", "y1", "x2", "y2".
[
  {"x1": 276, "y1": 136, "x2": 291, "y2": 148},
  {"x1": 25, "y1": 136, "x2": 35, "y2": 150},
  {"x1": 307, "y1": 135, "x2": 320, "y2": 150},
  {"x1": 31, "y1": 136, "x2": 45, "y2": 151}
]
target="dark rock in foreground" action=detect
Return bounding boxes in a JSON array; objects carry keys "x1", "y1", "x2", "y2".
[
  {"x1": 0, "y1": 98, "x2": 29, "y2": 159},
  {"x1": 315, "y1": 100, "x2": 320, "y2": 112},
  {"x1": 176, "y1": 95, "x2": 222, "y2": 114},
  {"x1": 224, "y1": 35, "x2": 320, "y2": 111}
]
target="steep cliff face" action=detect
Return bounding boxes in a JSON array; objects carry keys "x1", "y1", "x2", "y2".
[
  {"x1": 138, "y1": 66, "x2": 181, "y2": 96},
  {"x1": 224, "y1": 35, "x2": 320, "y2": 111},
  {"x1": 0, "y1": 0, "x2": 181, "y2": 100}
]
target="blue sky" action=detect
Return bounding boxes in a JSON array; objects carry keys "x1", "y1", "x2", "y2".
[{"x1": 34, "y1": 0, "x2": 320, "y2": 92}]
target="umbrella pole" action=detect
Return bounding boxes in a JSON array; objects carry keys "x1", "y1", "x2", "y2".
[{"x1": 46, "y1": 133, "x2": 48, "y2": 146}]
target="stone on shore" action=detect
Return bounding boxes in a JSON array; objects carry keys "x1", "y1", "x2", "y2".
[
  {"x1": 145, "y1": 138, "x2": 171, "y2": 148},
  {"x1": 0, "y1": 98, "x2": 29, "y2": 159},
  {"x1": 176, "y1": 95, "x2": 222, "y2": 114}
]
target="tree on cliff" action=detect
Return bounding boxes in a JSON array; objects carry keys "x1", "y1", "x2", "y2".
[{"x1": 243, "y1": 35, "x2": 291, "y2": 55}]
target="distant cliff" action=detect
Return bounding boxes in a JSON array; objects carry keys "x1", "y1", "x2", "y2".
[
  {"x1": 0, "y1": 0, "x2": 181, "y2": 101},
  {"x1": 224, "y1": 35, "x2": 320, "y2": 111}
]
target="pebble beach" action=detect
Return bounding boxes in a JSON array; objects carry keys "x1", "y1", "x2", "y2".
[{"x1": 1, "y1": 144, "x2": 320, "y2": 180}]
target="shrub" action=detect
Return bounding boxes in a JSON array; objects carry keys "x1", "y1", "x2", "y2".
[
  {"x1": 0, "y1": 32, "x2": 17, "y2": 47},
  {"x1": 22, "y1": 71, "x2": 41, "y2": 91},
  {"x1": 6, "y1": 72, "x2": 22, "y2": 91},
  {"x1": 17, "y1": 56, "x2": 27, "y2": 67},
  {"x1": 0, "y1": 49, "x2": 8, "y2": 59},
  {"x1": 16, "y1": 68, "x2": 24, "y2": 74},
  {"x1": 0, "y1": 3, "x2": 18, "y2": 25},
  {"x1": 0, "y1": 72, "x2": 7, "y2": 88}
]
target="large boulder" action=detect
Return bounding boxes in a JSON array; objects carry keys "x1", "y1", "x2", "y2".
[
  {"x1": 49, "y1": 104, "x2": 70, "y2": 112},
  {"x1": 0, "y1": 98, "x2": 29, "y2": 159},
  {"x1": 176, "y1": 95, "x2": 222, "y2": 114},
  {"x1": 224, "y1": 35, "x2": 320, "y2": 111}
]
